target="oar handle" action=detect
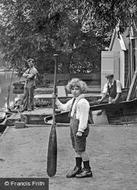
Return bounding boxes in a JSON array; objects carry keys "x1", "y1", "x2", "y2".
[{"x1": 52, "y1": 54, "x2": 58, "y2": 125}]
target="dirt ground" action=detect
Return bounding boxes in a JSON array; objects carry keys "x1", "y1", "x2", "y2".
[{"x1": 0, "y1": 124, "x2": 137, "y2": 190}]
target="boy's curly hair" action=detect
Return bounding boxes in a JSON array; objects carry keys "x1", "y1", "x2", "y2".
[{"x1": 66, "y1": 78, "x2": 88, "y2": 93}]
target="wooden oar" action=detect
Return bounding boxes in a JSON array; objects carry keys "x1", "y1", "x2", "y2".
[{"x1": 47, "y1": 54, "x2": 58, "y2": 177}]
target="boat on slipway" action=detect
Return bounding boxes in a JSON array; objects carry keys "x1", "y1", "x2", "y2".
[
  {"x1": 4, "y1": 68, "x2": 137, "y2": 127},
  {"x1": 90, "y1": 98, "x2": 137, "y2": 125},
  {"x1": 3, "y1": 76, "x2": 137, "y2": 127},
  {"x1": 90, "y1": 67, "x2": 137, "y2": 125},
  {"x1": 44, "y1": 97, "x2": 137, "y2": 125},
  {"x1": 49, "y1": 65, "x2": 137, "y2": 125},
  {"x1": 44, "y1": 69, "x2": 137, "y2": 126}
]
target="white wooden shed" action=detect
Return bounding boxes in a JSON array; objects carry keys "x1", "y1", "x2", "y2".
[{"x1": 101, "y1": 21, "x2": 137, "y2": 91}]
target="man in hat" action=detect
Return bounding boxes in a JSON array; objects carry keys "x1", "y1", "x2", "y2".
[
  {"x1": 98, "y1": 74, "x2": 122, "y2": 104},
  {"x1": 22, "y1": 58, "x2": 38, "y2": 111}
]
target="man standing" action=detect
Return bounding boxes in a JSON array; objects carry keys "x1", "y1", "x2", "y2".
[
  {"x1": 22, "y1": 58, "x2": 38, "y2": 111},
  {"x1": 98, "y1": 74, "x2": 122, "y2": 104}
]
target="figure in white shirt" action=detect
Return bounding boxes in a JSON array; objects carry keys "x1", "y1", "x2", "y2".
[
  {"x1": 98, "y1": 74, "x2": 122, "y2": 104},
  {"x1": 22, "y1": 58, "x2": 38, "y2": 111},
  {"x1": 56, "y1": 78, "x2": 93, "y2": 178}
]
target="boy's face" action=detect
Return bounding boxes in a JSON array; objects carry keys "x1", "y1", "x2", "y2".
[{"x1": 71, "y1": 86, "x2": 81, "y2": 98}]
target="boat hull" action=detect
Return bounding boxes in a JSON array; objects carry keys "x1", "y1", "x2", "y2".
[
  {"x1": 90, "y1": 98, "x2": 137, "y2": 125},
  {"x1": 46, "y1": 98, "x2": 137, "y2": 125},
  {"x1": 45, "y1": 111, "x2": 93, "y2": 124}
]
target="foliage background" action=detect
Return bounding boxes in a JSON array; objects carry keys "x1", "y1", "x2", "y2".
[{"x1": 0, "y1": 0, "x2": 137, "y2": 75}]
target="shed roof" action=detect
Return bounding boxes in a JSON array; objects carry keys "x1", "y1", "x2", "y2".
[
  {"x1": 109, "y1": 27, "x2": 127, "y2": 51},
  {"x1": 109, "y1": 20, "x2": 137, "y2": 51}
]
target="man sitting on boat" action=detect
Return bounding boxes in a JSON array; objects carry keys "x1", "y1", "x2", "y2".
[{"x1": 98, "y1": 74, "x2": 122, "y2": 104}]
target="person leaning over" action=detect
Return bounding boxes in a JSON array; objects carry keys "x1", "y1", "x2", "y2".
[
  {"x1": 22, "y1": 58, "x2": 38, "y2": 111},
  {"x1": 55, "y1": 78, "x2": 93, "y2": 178},
  {"x1": 98, "y1": 74, "x2": 122, "y2": 104}
]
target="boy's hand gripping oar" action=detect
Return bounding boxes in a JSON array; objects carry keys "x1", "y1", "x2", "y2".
[{"x1": 47, "y1": 54, "x2": 58, "y2": 177}]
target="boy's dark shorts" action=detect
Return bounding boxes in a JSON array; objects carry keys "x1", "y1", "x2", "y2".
[{"x1": 70, "y1": 118, "x2": 89, "y2": 152}]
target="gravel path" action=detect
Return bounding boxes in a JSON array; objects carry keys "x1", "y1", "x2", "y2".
[{"x1": 0, "y1": 125, "x2": 137, "y2": 190}]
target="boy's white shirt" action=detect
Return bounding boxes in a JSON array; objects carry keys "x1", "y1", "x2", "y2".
[{"x1": 56, "y1": 94, "x2": 90, "y2": 132}]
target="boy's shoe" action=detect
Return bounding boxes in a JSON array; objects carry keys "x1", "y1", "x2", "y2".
[
  {"x1": 66, "y1": 166, "x2": 82, "y2": 178},
  {"x1": 76, "y1": 168, "x2": 93, "y2": 178}
]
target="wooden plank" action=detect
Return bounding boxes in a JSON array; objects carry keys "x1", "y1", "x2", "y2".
[
  {"x1": 101, "y1": 51, "x2": 120, "y2": 90},
  {"x1": 126, "y1": 68, "x2": 137, "y2": 101},
  {"x1": 90, "y1": 102, "x2": 120, "y2": 111},
  {"x1": 90, "y1": 98, "x2": 137, "y2": 111},
  {"x1": 57, "y1": 86, "x2": 67, "y2": 97}
]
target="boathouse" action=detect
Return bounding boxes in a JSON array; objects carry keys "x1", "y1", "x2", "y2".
[{"x1": 101, "y1": 21, "x2": 137, "y2": 92}]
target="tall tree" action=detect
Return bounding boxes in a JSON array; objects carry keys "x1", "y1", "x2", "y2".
[{"x1": 0, "y1": 0, "x2": 137, "y2": 74}]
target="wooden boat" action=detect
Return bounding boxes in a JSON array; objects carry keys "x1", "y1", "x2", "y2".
[
  {"x1": 45, "y1": 97, "x2": 137, "y2": 125},
  {"x1": 45, "y1": 109, "x2": 93, "y2": 124},
  {"x1": 0, "y1": 110, "x2": 12, "y2": 132},
  {"x1": 44, "y1": 111, "x2": 69, "y2": 124},
  {"x1": 10, "y1": 64, "x2": 137, "y2": 126},
  {"x1": 90, "y1": 98, "x2": 137, "y2": 125},
  {"x1": 34, "y1": 68, "x2": 137, "y2": 126},
  {"x1": 90, "y1": 67, "x2": 137, "y2": 125}
]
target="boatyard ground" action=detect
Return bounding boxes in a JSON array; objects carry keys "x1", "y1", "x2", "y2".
[{"x1": 0, "y1": 124, "x2": 137, "y2": 190}]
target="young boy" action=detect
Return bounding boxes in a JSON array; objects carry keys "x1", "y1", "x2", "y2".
[{"x1": 56, "y1": 78, "x2": 92, "y2": 178}]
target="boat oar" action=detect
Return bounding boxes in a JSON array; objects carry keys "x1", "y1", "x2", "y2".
[{"x1": 47, "y1": 54, "x2": 58, "y2": 177}]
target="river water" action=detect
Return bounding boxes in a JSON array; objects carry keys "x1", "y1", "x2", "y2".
[{"x1": 0, "y1": 71, "x2": 19, "y2": 110}]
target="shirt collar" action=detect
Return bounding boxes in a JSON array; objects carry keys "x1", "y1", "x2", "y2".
[
  {"x1": 73, "y1": 94, "x2": 85, "y2": 102},
  {"x1": 108, "y1": 79, "x2": 115, "y2": 86}
]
